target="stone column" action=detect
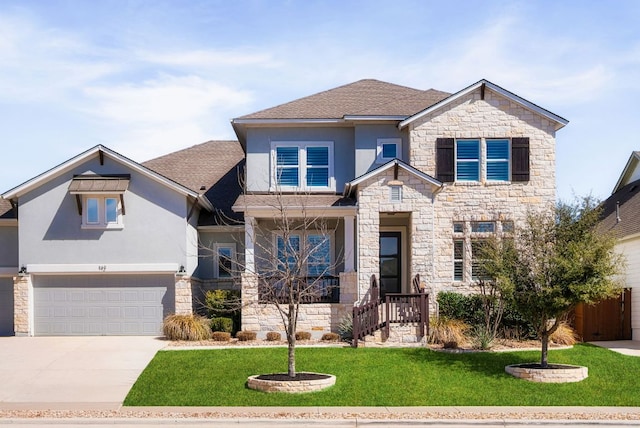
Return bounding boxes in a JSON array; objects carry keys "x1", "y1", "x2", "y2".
[
  {"x1": 13, "y1": 275, "x2": 32, "y2": 336},
  {"x1": 174, "y1": 274, "x2": 193, "y2": 315},
  {"x1": 339, "y1": 271, "x2": 357, "y2": 305},
  {"x1": 240, "y1": 271, "x2": 260, "y2": 332}
]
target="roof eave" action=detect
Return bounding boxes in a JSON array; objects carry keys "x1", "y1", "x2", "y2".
[
  {"x1": 612, "y1": 152, "x2": 640, "y2": 194},
  {"x1": 398, "y1": 79, "x2": 569, "y2": 131},
  {"x1": 344, "y1": 159, "x2": 443, "y2": 196}
]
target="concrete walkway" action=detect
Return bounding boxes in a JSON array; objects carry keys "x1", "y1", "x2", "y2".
[
  {"x1": 0, "y1": 336, "x2": 166, "y2": 406},
  {"x1": 591, "y1": 340, "x2": 640, "y2": 357}
]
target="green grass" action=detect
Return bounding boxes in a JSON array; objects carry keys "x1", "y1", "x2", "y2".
[{"x1": 124, "y1": 344, "x2": 640, "y2": 406}]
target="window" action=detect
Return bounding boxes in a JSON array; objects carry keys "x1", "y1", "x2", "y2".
[
  {"x1": 471, "y1": 240, "x2": 489, "y2": 280},
  {"x1": 453, "y1": 222, "x2": 464, "y2": 233},
  {"x1": 214, "y1": 244, "x2": 236, "y2": 278},
  {"x1": 376, "y1": 138, "x2": 402, "y2": 163},
  {"x1": 453, "y1": 240, "x2": 464, "y2": 281},
  {"x1": 456, "y1": 140, "x2": 480, "y2": 181},
  {"x1": 486, "y1": 139, "x2": 510, "y2": 181},
  {"x1": 471, "y1": 221, "x2": 495, "y2": 233},
  {"x1": 275, "y1": 232, "x2": 332, "y2": 276},
  {"x1": 502, "y1": 221, "x2": 514, "y2": 233},
  {"x1": 389, "y1": 185, "x2": 402, "y2": 202},
  {"x1": 82, "y1": 196, "x2": 122, "y2": 229},
  {"x1": 272, "y1": 142, "x2": 334, "y2": 190}
]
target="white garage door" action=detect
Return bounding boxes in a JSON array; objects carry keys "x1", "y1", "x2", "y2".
[
  {"x1": 34, "y1": 274, "x2": 175, "y2": 336},
  {"x1": 0, "y1": 277, "x2": 14, "y2": 336}
]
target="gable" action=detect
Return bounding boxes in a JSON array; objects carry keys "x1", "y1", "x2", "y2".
[
  {"x1": 344, "y1": 158, "x2": 442, "y2": 196},
  {"x1": 613, "y1": 151, "x2": 640, "y2": 193},
  {"x1": 399, "y1": 80, "x2": 568, "y2": 132},
  {"x1": 2, "y1": 145, "x2": 212, "y2": 211}
]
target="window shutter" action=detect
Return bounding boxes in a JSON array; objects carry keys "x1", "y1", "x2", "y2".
[
  {"x1": 436, "y1": 138, "x2": 454, "y2": 182},
  {"x1": 511, "y1": 137, "x2": 530, "y2": 182}
]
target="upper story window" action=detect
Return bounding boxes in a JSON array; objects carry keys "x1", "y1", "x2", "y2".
[
  {"x1": 376, "y1": 138, "x2": 402, "y2": 163},
  {"x1": 83, "y1": 195, "x2": 123, "y2": 229},
  {"x1": 271, "y1": 142, "x2": 334, "y2": 191},
  {"x1": 436, "y1": 137, "x2": 530, "y2": 184},
  {"x1": 486, "y1": 139, "x2": 510, "y2": 181},
  {"x1": 455, "y1": 140, "x2": 480, "y2": 181}
]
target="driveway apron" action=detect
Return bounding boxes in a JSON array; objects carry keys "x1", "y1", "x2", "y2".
[{"x1": 0, "y1": 336, "x2": 165, "y2": 405}]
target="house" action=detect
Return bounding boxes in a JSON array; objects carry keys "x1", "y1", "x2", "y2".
[
  {"x1": 588, "y1": 151, "x2": 640, "y2": 341},
  {"x1": 230, "y1": 79, "x2": 567, "y2": 339},
  {"x1": 0, "y1": 78, "x2": 568, "y2": 340},
  {"x1": 0, "y1": 142, "x2": 243, "y2": 336}
]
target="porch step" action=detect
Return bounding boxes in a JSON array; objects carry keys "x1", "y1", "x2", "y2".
[{"x1": 355, "y1": 324, "x2": 426, "y2": 347}]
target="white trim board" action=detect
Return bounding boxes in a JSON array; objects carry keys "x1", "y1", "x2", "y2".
[{"x1": 25, "y1": 263, "x2": 180, "y2": 274}]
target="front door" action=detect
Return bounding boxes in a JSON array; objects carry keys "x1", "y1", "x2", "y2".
[{"x1": 379, "y1": 231, "x2": 402, "y2": 298}]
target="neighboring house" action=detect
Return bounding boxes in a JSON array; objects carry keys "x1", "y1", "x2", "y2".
[
  {"x1": 0, "y1": 78, "x2": 568, "y2": 340},
  {"x1": 596, "y1": 151, "x2": 640, "y2": 340},
  {"x1": 0, "y1": 141, "x2": 243, "y2": 336}
]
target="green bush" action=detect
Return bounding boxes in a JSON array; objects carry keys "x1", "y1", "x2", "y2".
[
  {"x1": 203, "y1": 290, "x2": 241, "y2": 333},
  {"x1": 210, "y1": 317, "x2": 233, "y2": 333},
  {"x1": 212, "y1": 331, "x2": 231, "y2": 342},
  {"x1": 236, "y1": 331, "x2": 257, "y2": 341},
  {"x1": 266, "y1": 331, "x2": 281, "y2": 341},
  {"x1": 295, "y1": 331, "x2": 311, "y2": 340},
  {"x1": 163, "y1": 314, "x2": 211, "y2": 341}
]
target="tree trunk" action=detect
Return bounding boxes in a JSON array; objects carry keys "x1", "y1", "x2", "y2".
[
  {"x1": 540, "y1": 332, "x2": 549, "y2": 368},
  {"x1": 287, "y1": 303, "x2": 296, "y2": 378}
]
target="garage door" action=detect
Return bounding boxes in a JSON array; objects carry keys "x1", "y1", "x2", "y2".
[
  {"x1": 0, "y1": 277, "x2": 14, "y2": 336},
  {"x1": 34, "y1": 274, "x2": 175, "y2": 336}
]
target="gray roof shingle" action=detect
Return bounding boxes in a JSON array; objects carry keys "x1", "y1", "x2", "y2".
[
  {"x1": 236, "y1": 79, "x2": 451, "y2": 120},
  {"x1": 599, "y1": 178, "x2": 640, "y2": 239}
]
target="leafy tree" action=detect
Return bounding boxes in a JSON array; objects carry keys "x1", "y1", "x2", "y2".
[{"x1": 482, "y1": 197, "x2": 624, "y2": 367}]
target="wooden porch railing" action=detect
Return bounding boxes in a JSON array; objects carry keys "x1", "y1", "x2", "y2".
[{"x1": 352, "y1": 274, "x2": 429, "y2": 347}]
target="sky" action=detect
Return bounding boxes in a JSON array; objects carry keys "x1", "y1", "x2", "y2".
[{"x1": 1, "y1": 0, "x2": 639, "y2": 202}]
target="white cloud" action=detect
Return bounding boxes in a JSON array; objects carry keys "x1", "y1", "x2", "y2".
[{"x1": 138, "y1": 49, "x2": 278, "y2": 68}]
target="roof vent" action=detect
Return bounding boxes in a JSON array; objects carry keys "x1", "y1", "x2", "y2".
[{"x1": 616, "y1": 201, "x2": 621, "y2": 224}]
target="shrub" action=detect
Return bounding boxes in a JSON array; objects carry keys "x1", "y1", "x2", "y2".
[
  {"x1": 428, "y1": 317, "x2": 469, "y2": 346},
  {"x1": 266, "y1": 331, "x2": 281, "y2": 341},
  {"x1": 163, "y1": 314, "x2": 211, "y2": 341},
  {"x1": 437, "y1": 291, "x2": 484, "y2": 326},
  {"x1": 337, "y1": 313, "x2": 353, "y2": 341},
  {"x1": 295, "y1": 331, "x2": 311, "y2": 341},
  {"x1": 471, "y1": 325, "x2": 495, "y2": 350},
  {"x1": 211, "y1": 331, "x2": 231, "y2": 342},
  {"x1": 550, "y1": 322, "x2": 579, "y2": 345},
  {"x1": 321, "y1": 332, "x2": 340, "y2": 342},
  {"x1": 236, "y1": 330, "x2": 257, "y2": 341},
  {"x1": 203, "y1": 289, "x2": 241, "y2": 333},
  {"x1": 210, "y1": 317, "x2": 233, "y2": 333}
]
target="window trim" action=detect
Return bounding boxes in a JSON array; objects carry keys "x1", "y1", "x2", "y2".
[
  {"x1": 81, "y1": 195, "x2": 123, "y2": 229},
  {"x1": 272, "y1": 230, "x2": 335, "y2": 276},
  {"x1": 453, "y1": 239, "x2": 465, "y2": 282},
  {"x1": 376, "y1": 138, "x2": 402, "y2": 164},
  {"x1": 214, "y1": 243, "x2": 237, "y2": 279},
  {"x1": 270, "y1": 141, "x2": 335, "y2": 192}
]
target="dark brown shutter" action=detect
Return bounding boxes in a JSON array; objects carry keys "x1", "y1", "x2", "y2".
[
  {"x1": 511, "y1": 137, "x2": 530, "y2": 182},
  {"x1": 436, "y1": 138, "x2": 455, "y2": 182}
]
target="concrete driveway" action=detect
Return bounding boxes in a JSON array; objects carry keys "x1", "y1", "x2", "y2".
[{"x1": 0, "y1": 336, "x2": 166, "y2": 407}]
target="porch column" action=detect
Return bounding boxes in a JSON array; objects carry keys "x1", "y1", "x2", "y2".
[
  {"x1": 245, "y1": 216, "x2": 256, "y2": 273},
  {"x1": 343, "y1": 215, "x2": 355, "y2": 272},
  {"x1": 13, "y1": 274, "x2": 33, "y2": 336}
]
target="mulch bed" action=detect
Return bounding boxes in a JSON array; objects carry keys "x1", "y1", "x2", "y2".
[{"x1": 256, "y1": 373, "x2": 332, "y2": 381}]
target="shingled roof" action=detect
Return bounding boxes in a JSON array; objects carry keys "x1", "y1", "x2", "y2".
[
  {"x1": 142, "y1": 140, "x2": 244, "y2": 225},
  {"x1": 235, "y1": 79, "x2": 451, "y2": 120},
  {"x1": 599, "y1": 178, "x2": 640, "y2": 239},
  {"x1": 0, "y1": 198, "x2": 16, "y2": 219}
]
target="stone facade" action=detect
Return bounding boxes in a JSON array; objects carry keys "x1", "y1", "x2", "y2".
[
  {"x1": 13, "y1": 275, "x2": 31, "y2": 336},
  {"x1": 174, "y1": 274, "x2": 194, "y2": 315},
  {"x1": 241, "y1": 271, "x2": 357, "y2": 338}
]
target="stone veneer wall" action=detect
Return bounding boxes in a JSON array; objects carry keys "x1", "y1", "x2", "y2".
[
  {"x1": 357, "y1": 86, "x2": 558, "y2": 303},
  {"x1": 241, "y1": 271, "x2": 357, "y2": 338},
  {"x1": 13, "y1": 275, "x2": 31, "y2": 336},
  {"x1": 174, "y1": 274, "x2": 193, "y2": 315}
]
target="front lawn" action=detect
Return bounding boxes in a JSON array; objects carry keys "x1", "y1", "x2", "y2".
[{"x1": 124, "y1": 344, "x2": 640, "y2": 406}]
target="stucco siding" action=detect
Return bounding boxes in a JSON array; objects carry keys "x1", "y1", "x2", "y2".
[
  {"x1": 18, "y1": 156, "x2": 190, "y2": 266},
  {"x1": 0, "y1": 225, "x2": 18, "y2": 267},
  {"x1": 354, "y1": 124, "x2": 408, "y2": 178},
  {"x1": 245, "y1": 127, "x2": 355, "y2": 192}
]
